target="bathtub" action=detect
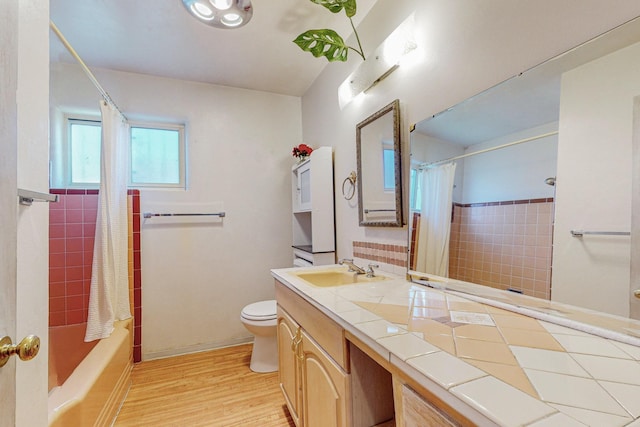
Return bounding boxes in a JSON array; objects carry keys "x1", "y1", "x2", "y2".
[{"x1": 48, "y1": 319, "x2": 133, "y2": 427}]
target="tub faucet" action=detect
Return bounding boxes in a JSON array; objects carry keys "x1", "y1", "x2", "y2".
[{"x1": 339, "y1": 258, "x2": 366, "y2": 274}]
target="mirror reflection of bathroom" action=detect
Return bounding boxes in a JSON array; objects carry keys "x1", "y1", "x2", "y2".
[
  {"x1": 410, "y1": 122, "x2": 558, "y2": 299},
  {"x1": 356, "y1": 99, "x2": 403, "y2": 227}
]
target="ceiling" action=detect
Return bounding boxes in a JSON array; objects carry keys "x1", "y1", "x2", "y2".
[{"x1": 49, "y1": 0, "x2": 378, "y2": 97}]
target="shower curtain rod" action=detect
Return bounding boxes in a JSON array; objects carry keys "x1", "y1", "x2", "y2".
[
  {"x1": 50, "y1": 20, "x2": 127, "y2": 121},
  {"x1": 419, "y1": 131, "x2": 559, "y2": 169}
]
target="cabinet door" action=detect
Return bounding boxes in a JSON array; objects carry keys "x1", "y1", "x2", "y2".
[
  {"x1": 296, "y1": 162, "x2": 312, "y2": 212},
  {"x1": 300, "y1": 329, "x2": 350, "y2": 427},
  {"x1": 277, "y1": 308, "x2": 302, "y2": 426}
]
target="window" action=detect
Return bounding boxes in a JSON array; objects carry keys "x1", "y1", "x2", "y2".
[
  {"x1": 130, "y1": 126, "x2": 182, "y2": 186},
  {"x1": 63, "y1": 118, "x2": 185, "y2": 188},
  {"x1": 382, "y1": 147, "x2": 395, "y2": 191},
  {"x1": 69, "y1": 120, "x2": 101, "y2": 184}
]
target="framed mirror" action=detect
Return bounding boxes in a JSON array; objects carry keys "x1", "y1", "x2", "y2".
[
  {"x1": 408, "y1": 17, "x2": 640, "y2": 340},
  {"x1": 356, "y1": 99, "x2": 402, "y2": 227}
]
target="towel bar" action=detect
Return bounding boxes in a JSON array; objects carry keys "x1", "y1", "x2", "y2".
[
  {"x1": 570, "y1": 230, "x2": 630, "y2": 237},
  {"x1": 143, "y1": 212, "x2": 226, "y2": 219},
  {"x1": 17, "y1": 189, "x2": 59, "y2": 206}
]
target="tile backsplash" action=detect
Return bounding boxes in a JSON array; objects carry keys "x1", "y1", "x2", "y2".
[{"x1": 352, "y1": 240, "x2": 408, "y2": 275}]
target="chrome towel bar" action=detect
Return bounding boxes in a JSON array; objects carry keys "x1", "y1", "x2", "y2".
[
  {"x1": 570, "y1": 230, "x2": 630, "y2": 237},
  {"x1": 143, "y1": 212, "x2": 226, "y2": 219},
  {"x1": 17, "y1": 189, "x2": 59, "y2": 206},
  {"x1": 364, "y1": 209, "x2": 396, "y2": 213}
]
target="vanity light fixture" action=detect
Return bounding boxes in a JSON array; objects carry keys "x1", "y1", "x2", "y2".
[
  {"x1": 338, "y1": 13, "x2": 417, "y2": 109},
  {"x1": 181, "y1": 0, "x2": 253, "y2": 29}
]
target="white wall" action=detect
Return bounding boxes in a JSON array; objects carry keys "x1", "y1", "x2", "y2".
[
  {"x1": 50, "y1": 63, "x2": 302, "y2": 358},
  {"x1": 5, "y1": 0, "x2": 50, "y2": 425},
  {"x1": 461, "y1": 122, "x2": 558, "y2": 204},
  {"x1": 412, "y1": 123, "x2": 558, "y2": 206},
  {"x1": 552, "y1": 42, "x2": 640, "y2": 316},
  {"x1": 301, "y1": 1, "x2": 640, "y2": 272}
]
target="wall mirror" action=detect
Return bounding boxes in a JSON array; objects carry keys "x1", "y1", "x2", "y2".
[
  {"x1": 356, "y1": 99, "x2": 402, "y2": 227},
  {"x1": 408, "y1": 17, "x2": 640, "y2": 341}
]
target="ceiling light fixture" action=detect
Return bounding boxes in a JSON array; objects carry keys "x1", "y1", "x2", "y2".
[
  {"x1": 338, "y1": 13, "x2": 417, "y2": 109},
  {"x1": 181, "y1": 0, "x2": 253, "y2": 29}
]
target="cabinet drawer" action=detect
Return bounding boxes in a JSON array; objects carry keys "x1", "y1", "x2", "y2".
[
  {"x1": 398, "y1": 383, "x2": 457, "y2": 427},
  {"x1": 275, "y1": 280, "x2": 348, "y2": 371}
]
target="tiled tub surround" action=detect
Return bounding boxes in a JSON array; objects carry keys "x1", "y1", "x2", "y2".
[
  {"x1": 49, "y1": 189, "x2": 143, "y2": 362},
  {"x1": 411, "y1": 198, "x2": 554, "y2": 300},
  {"x1": 272, "y1": 266, "x2": 640, "y2": 426},
  {"x1": 450, "y1": 199, "x2": 554, "y2": 300}
]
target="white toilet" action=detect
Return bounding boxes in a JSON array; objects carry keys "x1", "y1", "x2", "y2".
[{"x1": 240, "y1": 299, "x2": 278, "y2": 373}]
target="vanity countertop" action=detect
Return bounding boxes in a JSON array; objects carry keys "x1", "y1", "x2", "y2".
[{"x1": 271, "y1": 265, "x2": 640, "y2": 427}]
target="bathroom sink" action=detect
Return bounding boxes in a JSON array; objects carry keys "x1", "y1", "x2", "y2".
[{"x1": 294, "y1": 270, "x2": 388, "y2": 287}]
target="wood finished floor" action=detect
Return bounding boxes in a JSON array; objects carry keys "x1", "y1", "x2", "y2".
[{"x1": 114, "y1": 344, "x2": 295, "y2": 427}]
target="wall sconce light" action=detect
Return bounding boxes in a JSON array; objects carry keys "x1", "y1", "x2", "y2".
[
  {"x1": 181, "y1": 0, "x2": 253, "y2": 29},
  {"x1": 338, "y1": 13, "x2": 417, "y2": 109}
]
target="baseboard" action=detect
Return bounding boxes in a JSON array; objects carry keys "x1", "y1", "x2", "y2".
[{"x1": 142, "y1": 337, "x2": 253, "y2": 361}]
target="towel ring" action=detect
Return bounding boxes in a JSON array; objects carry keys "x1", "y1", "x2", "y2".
[{"x1": 342, "y1": 171, "x2": 357, "y2": 200}]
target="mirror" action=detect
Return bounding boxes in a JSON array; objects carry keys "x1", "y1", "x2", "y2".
[
  {"x1": 356, "y1": 99, "x2": 403, "y2": 227},
  {"x1": 408, "y1": 17, "x2": 640, "y2": 340}
]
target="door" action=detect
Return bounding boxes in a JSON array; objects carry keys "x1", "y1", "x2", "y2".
[
  {"x1": 0, "y1": 2, "x2": 19, "y2": 420},
  {"x1": 294, "y1": 161, "x2": 312, "y2": 212},
  {"x1": 1, "y1": 2, "x2": 50, "y2": 426}
]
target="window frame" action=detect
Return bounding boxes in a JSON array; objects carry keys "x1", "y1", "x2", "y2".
[
  {"x1": 66, "y1": 117, "x2": 102, "y2": 188},
  {"x1": 128, "y1": 121, "x2": 186, "y2": 189},
  {"x1": 60, "y1": 115, "x2": 187, "y2": 189}
]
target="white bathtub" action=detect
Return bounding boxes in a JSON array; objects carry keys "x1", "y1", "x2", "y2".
[{"x1": 48, "y1": 319, "x2": 133, "y2": 427}]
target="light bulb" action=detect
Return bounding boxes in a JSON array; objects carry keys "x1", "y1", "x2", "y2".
[
  {"x1": 191, "y1": 2, "x2": 214, "y2": 19},
  {"x1": 210, "y1": 0, "x2": 232, "y2": 10},
  {"x1": 221, "y1": 12, "x2": 243, "y2": 27}
]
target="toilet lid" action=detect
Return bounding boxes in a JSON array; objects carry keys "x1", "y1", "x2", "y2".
[{"x1": 242, "y1": 300, "x2": 277, "y2": 321}]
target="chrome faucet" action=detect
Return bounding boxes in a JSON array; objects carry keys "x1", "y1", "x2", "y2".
[
  {"x1": 366, "y1": 264, "x2": 379, "y2": 278},
  {"x1": 339, "y1": 258, "x2": 366, "y2": 274}
]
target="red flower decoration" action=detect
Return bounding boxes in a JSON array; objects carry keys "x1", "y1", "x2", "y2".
[{"x1": 292, "y1": 143, "x2": 314, "y2": 158}]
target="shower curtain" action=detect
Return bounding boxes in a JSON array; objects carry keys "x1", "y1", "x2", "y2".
[
  {"x1": 85, "y1": 100, "x2": 132, "y2": 341},
  {"x1": 415, "y1": 162, "x2": 457, "y2": 276}
]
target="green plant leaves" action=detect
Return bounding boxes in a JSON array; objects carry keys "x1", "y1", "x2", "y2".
[
  {"x1": 293, "y1": 29, "x2": 349, "y2": 62},
  {"x1": 293, "y1": 0, "x2": 363, "y2": 62},
  {"x1": 309, "y1": 0, "x2": 357, "y2": 18}
]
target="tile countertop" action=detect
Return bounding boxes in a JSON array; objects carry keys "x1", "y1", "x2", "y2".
[{"x1": 271, "y1": 265, "x2": 640, "y2": 427}]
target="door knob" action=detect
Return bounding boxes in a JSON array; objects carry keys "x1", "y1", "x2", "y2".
[
  {"x1": 0, "y1": 335, "x2": 40, "y2": 368},
  {"x1": 634, "y1": 289, "x2": 640, "y2": 299}
]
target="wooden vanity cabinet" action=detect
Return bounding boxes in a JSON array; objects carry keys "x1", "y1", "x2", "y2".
[
  {"x1": 276, "y1": 279, "x2": 474, "y2": 427},
  {"x1": 277, "y1": 308, "x2": 302, "y2": 426},
  {"x1": 276, "y1": 281, "x2": 350, "y2": 427}
]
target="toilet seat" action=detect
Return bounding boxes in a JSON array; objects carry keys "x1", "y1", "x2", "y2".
[{"x1": 241, "y1": 299, "x2": 277, "y2": 321}]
